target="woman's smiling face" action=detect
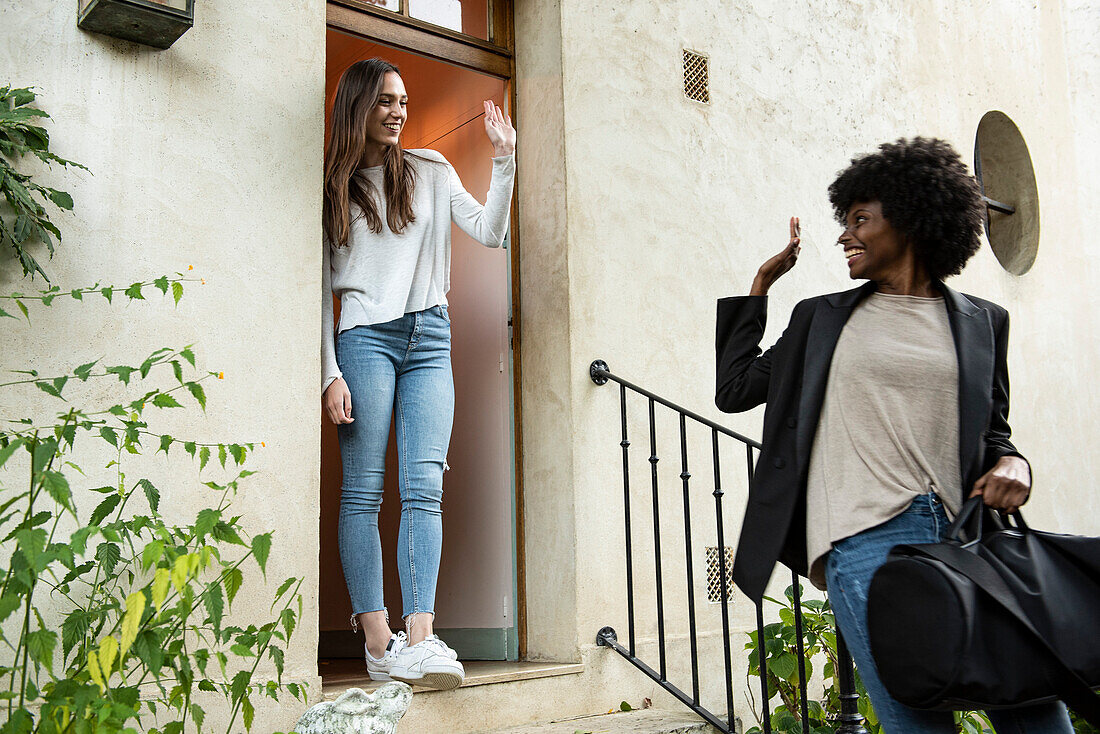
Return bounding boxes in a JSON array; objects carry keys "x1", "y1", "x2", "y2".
[
  {"x1": 838, "y1": 200, "x2": 911, "y2": 282},
  {"x1": 365, "y1": 71, "x2": 407, "y2": 150}
]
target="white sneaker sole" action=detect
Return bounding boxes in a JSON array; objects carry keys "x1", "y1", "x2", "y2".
[
  {"x1": 389, "y1": 668, "x2": 464, "y2": 691},
  {"x1": 367, "y1": 670, "x2": 393, "y2": 682}
]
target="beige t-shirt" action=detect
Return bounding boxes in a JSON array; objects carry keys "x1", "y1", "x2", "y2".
[{"x1": 806, "y1": 292, "x2": 962, "y2": 589}]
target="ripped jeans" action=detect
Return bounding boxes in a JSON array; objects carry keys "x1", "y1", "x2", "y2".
[{"x1": 335, "y1": 306, "x2": 453, "y2": 621}]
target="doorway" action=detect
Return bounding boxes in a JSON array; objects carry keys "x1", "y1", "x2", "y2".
[{"x1": 318, "y1": 20, "x2": 521, "y2": 665}]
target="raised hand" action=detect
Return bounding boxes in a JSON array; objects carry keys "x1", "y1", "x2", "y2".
[
  {"x1": 750, "y1": 217, "x2": 801, "y2": 296},
  {"x1": 483, "y1": 100, "x2": 516, "y2": 157}
]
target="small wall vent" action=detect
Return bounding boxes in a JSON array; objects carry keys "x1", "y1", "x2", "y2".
[
  {"x1": 683, "y1": 49, "x2": 710, "y2": 104},
  {"x1": 706, "y1": 546, "x2": 734, "y2": 603}
]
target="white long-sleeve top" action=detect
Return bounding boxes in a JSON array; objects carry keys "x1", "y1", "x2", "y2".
[{"x1": 322, "y1": 149, "x2": 515, "y2": 391}]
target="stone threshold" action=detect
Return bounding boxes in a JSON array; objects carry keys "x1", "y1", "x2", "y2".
[
  {"x1": 320, "y1": 659, "x2": 585, "y2": 699},
  {"x1": 482, "y1": 708, "x2": 718, "y2": 733}
]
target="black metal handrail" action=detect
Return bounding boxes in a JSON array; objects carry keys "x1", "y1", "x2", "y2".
[{"x1": 590, "y1": 359, "x2": 868, "y2": 734}]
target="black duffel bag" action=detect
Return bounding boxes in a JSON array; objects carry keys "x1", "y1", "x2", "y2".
[{"x1": 866, "y1": 496, "x2": 1100, "y2": 724}]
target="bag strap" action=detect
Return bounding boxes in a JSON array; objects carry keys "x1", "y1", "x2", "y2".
[{"x1": 915, "y1": 544, "x2": 1100, "y2": 724}]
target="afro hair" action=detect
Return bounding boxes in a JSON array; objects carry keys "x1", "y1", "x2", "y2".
[{"x1": 827, "y1": 137, "x2": 985, "y2": 281}]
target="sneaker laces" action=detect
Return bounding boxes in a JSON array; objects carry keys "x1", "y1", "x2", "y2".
[
  {"x1": 388, "y1": 630, "x2": 408, "y2": 653},
  {"x1": 420, "y1": 634, "x2": 453, "y2": 657}
]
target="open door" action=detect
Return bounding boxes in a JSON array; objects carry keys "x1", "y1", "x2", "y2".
[{"x1": 319, "y1": 14, "x2": 521, "y2": 664}]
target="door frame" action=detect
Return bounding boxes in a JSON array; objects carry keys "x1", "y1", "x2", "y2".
[{"x1": 324, "y1": 0, "x2": 527, "y2": 660}]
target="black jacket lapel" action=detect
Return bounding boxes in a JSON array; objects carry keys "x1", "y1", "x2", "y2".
[
  {"x1": 941, "y1": 284, "x2": 995, "y2": 493},
  {"x1": 796, "y1": 282, "x2": 876, "y2": 460}
]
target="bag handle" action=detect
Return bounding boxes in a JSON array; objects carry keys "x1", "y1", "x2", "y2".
[
  {"x1": 946, "y1": 496, "x2": 1028, "y2": 543},
  {"x1": 915, "y1": 543, "x2": 1100, "y2": 724}
]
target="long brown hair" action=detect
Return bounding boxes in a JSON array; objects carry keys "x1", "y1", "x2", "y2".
[{"x1": 324, "y1": 58, "x2": 417, "y2": 247}]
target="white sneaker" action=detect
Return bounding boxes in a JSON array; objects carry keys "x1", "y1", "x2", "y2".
[
  {"x1": 388, "y1": 635, "x2": 465, "y2": 690},
  {"x1": 365, "y1": 631, "x2": 408, "y2": 681}
]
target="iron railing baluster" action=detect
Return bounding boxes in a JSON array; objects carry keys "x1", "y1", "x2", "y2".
[
  {"x1": 792, "y1": 571, "x2": 811, "y2": 731},
  {"x1": 620, "y1": 383, "x2": 636, "y2": 655},
  {"x1": 713, "y1": 430, "x2": 735, "y2": 731},
  {"x1": 836, "y1": 632, "x2": 869, "y2": 733},
  {"x1": 649, "y1": 397, "x2": 667, "y2": 680},
  {"x1": 679, "y1": 413, "x2": 701, "y2": 705},
  {"x1": 755, "y1": 601, "x2": 772, "y2": 734}
]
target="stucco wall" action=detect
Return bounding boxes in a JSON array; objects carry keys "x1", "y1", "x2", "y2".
[
  {"x1": 514, "y1": 0, "x2": 1100, "y2": 726},
  {"x1": 1, "y1": 1, "x2": 325, "y2": 729}
]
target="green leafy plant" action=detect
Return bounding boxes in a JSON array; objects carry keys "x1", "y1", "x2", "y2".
[
  {"x1": 0, "y1": 86, "x2": 87, "y2": 281},
  {"x1": 1, "y1": 280, "x2": 305, "y2": 733},
  {"x1": 1, "y1": 85, "x2": 305, "y2": 733},
  {"x1": 744, "y1": 585, "x2": 992, "y2": 734}
]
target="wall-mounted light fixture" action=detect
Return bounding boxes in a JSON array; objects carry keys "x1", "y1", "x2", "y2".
[{"x1": 77, "y1": 0, "x2": 194, "y2": 50}]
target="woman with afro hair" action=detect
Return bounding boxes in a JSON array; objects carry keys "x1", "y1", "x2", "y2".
[{"x1": 715, "y1": 137, "x2": 1072, "y2": 732}]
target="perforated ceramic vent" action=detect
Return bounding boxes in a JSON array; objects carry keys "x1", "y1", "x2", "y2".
[
  {"x1": 706, "y1": 546, "x2": 734, "y2": 603},
  {"x1": 683, "y1": 49, "x2": 710, "y2": 104}
]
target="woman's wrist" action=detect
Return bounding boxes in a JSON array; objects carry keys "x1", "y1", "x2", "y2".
[
  {"x1": 749, "y1": 274, "x2": 769, "y2": 297},
  {"x1": 492, "y1": 144, "x2": 515, "y2": 157}
]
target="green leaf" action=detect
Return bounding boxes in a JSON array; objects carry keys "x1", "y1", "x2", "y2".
[
  {"x1": 280, "y1": 608, "x2": 296, "y2": 639},
  {"x1": 230, "y1": 444, "x2": 246, "y2": 465},
  {"x1": 40, "y1": 470, "x2": 73, "y2": 510},
  {"x1": 171, "y1": 360, "x2": 183, "y2": 383},
  {"x1": 47, "y1": 188, "x2": 74, "y2": 210},
  {"x1": 106, "y1": 365, "x2": 134, "y2": 385},
  {"x1": 35, "y1": 380, "x2": 63, "y2": 399},
  {"x1": 180, "y1": 346, "x2": 196, "y2": 367},
  {"x1": 62, "y1": 609, "x2": 90, "y2": 658},
  {"x1": 152, "y1": 393, "x2": 183, "y2": 409},
  {"x1": 158, "y1": 434, "x2": 173, "y2": 455},
  {"x1": 0, "y1": 438, "x2": 23, "y2": 470},
  {"x1": 230, "y1": 670, "x2": 250, "y2": 702},
  {"x1": 186, "y1": 381, "x2": 207, "y2": 410},
  {"x1": 224, "y1": 567, "x2": 244, "y2": 607},
  {"x1": 90, "y1": 495, "x2": 120, "y2": 526},
  {"x1": 218, "y1": 443, "x2": 227, "y2": 468},
  {"x1": 199, "y1": 445, "x2": 210, "y2": 470},
  {"x1": 242, "y1": 695, "x2": 255, "y2": 731},
  {"x1": 252, "y1": 533, "x2": 272, "y2": 576},
  {"x1": 74, "y1": 359, "x2": 97, "y2": 380},
  {"x1": 95, "y1": 541, "x2": 121, "y2": 574},
  {"x1": 154, "y1": 276, "x2": 169, "y2": 294},
  {"x1": 172, "y1": 280, "x2": 184, "y2": 306},
  {"x1": 124, "y1": 282, "x2": 144, "y2": 300},
  {"x1": 141, "y1": 540, "x2": 164, "y2": 571},
  {"x1": 204, "y1": 581, "x2": 225, "y2": 635},
  {"x1": 101, "y1": 286, "x2": 113, "y2": 303},
  {"x1": 619, "y1": 701, "x2": 632, "y2": 712},
  {"x1": 273, "y1": 577, "x2": 296, "y2": 605},
  {"x1": 70, "y1": 288, "x2": 83, "y2": 301},
  {"x1": 139, "y1": 478, "x2": 160, "y2": 513},
  {"x1": 0, "y1": 592, "x2": 21, "y2": 625},
  {"x1": 99, "y1": 426, "x2": 119, "y2": 447},
  {"x1": 196, "y1": 508, "x2": 219, "y2": 539},
  {"x1": 191, "y1": 703, "x2": 205, "y2": 730},
  {"x1": 26, "y1": 627, "x2": 57, "y2": 673},
  {"x1": 184, "y1": 440, "x2": 196, "y2": 457}
]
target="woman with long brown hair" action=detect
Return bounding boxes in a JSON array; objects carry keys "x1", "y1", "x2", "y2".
[{"x1": 322, "y1": 58, "x2": 515, "y2": 690}]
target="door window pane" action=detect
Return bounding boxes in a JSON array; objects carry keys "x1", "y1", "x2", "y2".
[
  {"x1": 408, "y1": 0, "x2": 488, "y2": 41},
  {"x1": 361, "y1": 0, "x2": 400, "y2": 11}
]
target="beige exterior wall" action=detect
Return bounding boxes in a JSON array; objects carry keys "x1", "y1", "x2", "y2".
[
  {"x1": 517, "y1": 0, "x2": 1100, "y2": 727},
  {"x1": 0, "y1": 0, "x2": 326, "y2": 729},
  {"x1": 3, "y1": 0, "x2": 1098, "y2": 731}
]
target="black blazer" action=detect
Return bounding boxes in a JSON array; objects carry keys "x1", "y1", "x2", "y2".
[{"x1": 715, "y1": 281, "x2": 1024, "y2": 602}]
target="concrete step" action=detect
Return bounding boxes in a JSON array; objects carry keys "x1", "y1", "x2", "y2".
[{"x1": 483, "y1": 708, "x2": 720, "y2": 733}]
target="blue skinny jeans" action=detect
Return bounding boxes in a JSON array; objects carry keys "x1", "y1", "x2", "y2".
[
  {"x1": 825, "y1": 493, "x2": 1073, "y2": 734},
  {"x1": 335, "y1": 306, "x2": 453, "y2": 621}
]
